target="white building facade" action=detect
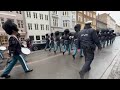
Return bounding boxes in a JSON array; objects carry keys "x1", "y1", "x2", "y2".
[
  {"x1": 23, "y1": 11, "x2": 51, "y2": 42},
  {"x1": 50, "y1": 11, "x2": 75, "y2": 33}
]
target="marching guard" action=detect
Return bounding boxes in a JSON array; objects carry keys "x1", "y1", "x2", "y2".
[{"x1": 1, "y1": 19, "x2": 33, "y2": 79}]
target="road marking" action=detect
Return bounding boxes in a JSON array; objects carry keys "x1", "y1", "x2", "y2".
[{"x1": 0, "y1": 53, "x2": 62, "y2": 73}]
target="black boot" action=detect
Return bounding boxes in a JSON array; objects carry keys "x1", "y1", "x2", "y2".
[
  {"x1": 1, "y1": 74, "x2": 11, "y2": 78},
  {"x1": 25, "y1": 69, "x2": 33, "y2": 73},
  {"x1": 63, "y1": 52, "x2": 65, "y2": 55},
  {"x1": 72, "y1": 55, "x2": 75, "y2": 60},
  {"x1": 54, "y1": 51, "x2": 56, "y2": 54},
  {"x1": 79, "y1": 71, "x2": 85, "y2": 79}
]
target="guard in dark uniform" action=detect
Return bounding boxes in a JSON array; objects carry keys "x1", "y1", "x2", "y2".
[
  {"x1": 72, "y1": 24, "x2": 81, "y2": 60},
  {"x1": 78, "y1": 21, "x2": 102, "y2": 79},
  {"x1": 54, "y1": 31, "x2": 61, "y2": 54},
  {"x1": 63, "y1": 29, "x2": 71, "y2": 55},
  {"x1": 60, "y1": 32, "x2": 65, "y2": 50},
  {"x1": 49, "y1": 33, "x2": 55, "y2": 52},
  {"x1": 105, "y1": 29, "x2": 110, "y2": 46},
  {"x1": 112, "y1": 31, "x2": 116, "y2": 43},
  {"x1": 44, "y1": 34, "x2": 50, "y2": 51},
  {"x1": 1, "y1": 19, "x2": 33, "y2": 78},
  {"x1": 100, "y1": 29, "x2": 106, "y2": 48}
]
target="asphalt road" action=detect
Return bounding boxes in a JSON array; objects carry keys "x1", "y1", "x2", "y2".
[{"x1": 0, "y1": 36, "x2": 120, "y2": 79}]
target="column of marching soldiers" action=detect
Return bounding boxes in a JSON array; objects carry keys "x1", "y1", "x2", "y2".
[
  {"x1": 0, "y1": 19, "x2": 117, "y2": 79},
  {"x1": 44, "y1": 28, "x2": 116, "y2": 60}
]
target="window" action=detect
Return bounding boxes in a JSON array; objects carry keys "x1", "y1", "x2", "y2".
[
  {"x1": 45, "y1": 15, "x2": 48, "y2": 20},
  {"x1": 40, "y1": 24, "x2": 44, "y2": 30},
  {"x1": 53, "y1": 11, "x2": 57, "y2": 15},
  {"x1": 53, "y1": 18, "x2": 58, "y2": 27},
  {"x1": 21, "y1": 20, "x2": 24, "y2": 28},
  {"x1": 39, "y1": 14, "x2": 43, "y2": 20},
  {"x1": 19, "y1": 11, "x2": 22, "y2": 14},
  {"x1": 34, "y1": 24, "x2": 39, "y2": 30},
  {"x1": 42, "y1": 35, "x2": 45, "y2": 40},
  {"x1": 29, "y1": 36, "x2": 34, "y2": 40},
  {"x1": 26, "y1": 11, "x2": 31, "y2": 18},
  {"x1": 33, "y1": 12, "x2": 37, "y2": 19},
  {"x1": 36, "y1": 36, "x2": 40, "y2": 40},
  {"x1": 28, "y1": 23, "x2": 32, "y2": 30},
  {"x1": 63, "y1": 20, "x2": 69, "y2": 27},
  {"x1": 0, "y1": 18, "x2": 4, "y2": 25},
  {"x1": 33, "y1": 12, "x2": 35, "y2": 18},
  {"x1": 67, "y1": 11, "x2": 68, "y2": 16},
  {"x1": 46, "y1": 25, "x2": 49, "y2": 30},
  {"x1": 17, "y1": 20, "x2": 21, "y2": 28}
]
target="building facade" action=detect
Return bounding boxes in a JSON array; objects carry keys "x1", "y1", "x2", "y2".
[
  {"x1": 0, "y1": 11, "x2": 26, "y2": 44},
  {"x1": 97, "y1": 13, "x2": 116, "y2": 30},
  {"x1": 96, "y1": 19, "x2": 107, "y2": 30},
  {"x1": 115, "y1": 24, "x2": 120, "y2": 33},
  {"x1": 23, "y1": 11, "x2": 50, "y2": 42},
  {"x1": 76, "y1": 11, "x2": 97, "y2": 30},
  {"x1": 50, "y1": 11, "x2": 74, "y2": 33}
]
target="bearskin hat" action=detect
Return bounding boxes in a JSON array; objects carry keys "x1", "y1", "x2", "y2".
[
  {"x1": 64, "y1": 29, "x2": 70, "y2": 35},
  {"x1": 46, "y1": 34, "x2": 48, "y2": 36},
  {"x1": 50, "y1": 33, "x2": 54, "y2": 37},
  {"x1": 2, "y1": 19, "x2": 19, "y2": 35},
  {"x1": 74, "y1": 24, "x2": 81, "y2": 32},
  {"x1": 55, "y1": 31, "x2": 59, "y2": 36}
]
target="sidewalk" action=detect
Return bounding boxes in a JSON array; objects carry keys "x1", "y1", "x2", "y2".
[{"x1": 107, "y1": 51, "x2": 120, "y2": 79}]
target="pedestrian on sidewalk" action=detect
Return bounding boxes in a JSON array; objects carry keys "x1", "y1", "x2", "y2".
[
  {"x1": 1, "y1": 19, "x2": 33, "y2": 79},
  {"x1": 78, "y1": 21, "x2": 102, "y2": 79}
]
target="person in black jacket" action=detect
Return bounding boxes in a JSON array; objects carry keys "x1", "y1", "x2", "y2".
[
  {"x1": 78, "y1": 21, "x2": 102, "y2": 79},
  {"x1": 1, "y1": 19, "x2": 33, "y2": 79}
]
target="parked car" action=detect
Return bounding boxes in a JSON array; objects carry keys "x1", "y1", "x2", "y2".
[{"x1": 31, "y1": 40, "x2": 49, "y2": 51}]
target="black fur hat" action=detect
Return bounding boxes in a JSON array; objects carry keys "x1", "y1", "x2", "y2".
[
  {"x1": 55, "y1": 31, "x2": 59, "y2": 36},
  {"x1": 74, "y1": 24, "x2": 81, "y2": 32},
  {"x1": 50, "y1": 33, "x2": 54, "y2": 36},
  {"x1": 2, "y1": 19, "x2": 19, "y2": 35},
  {"x1": 96, "y1": 30, "x2": 99, "y2": 34},
  {"x1": 46, "y1": 34, "x2": 48, "y2": 36},
  {"x1": 64, "y1": 29, "x2": 70, "y2": 35}
]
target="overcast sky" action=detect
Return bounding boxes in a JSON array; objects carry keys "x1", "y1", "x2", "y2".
[{"x1": 97, "y1": 11, "x2": 120, "y2": 25}]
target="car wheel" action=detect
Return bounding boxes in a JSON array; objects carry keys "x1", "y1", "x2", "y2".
[{"x1": 33, "y1": 46, "x2": 38, "y2": 51}]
